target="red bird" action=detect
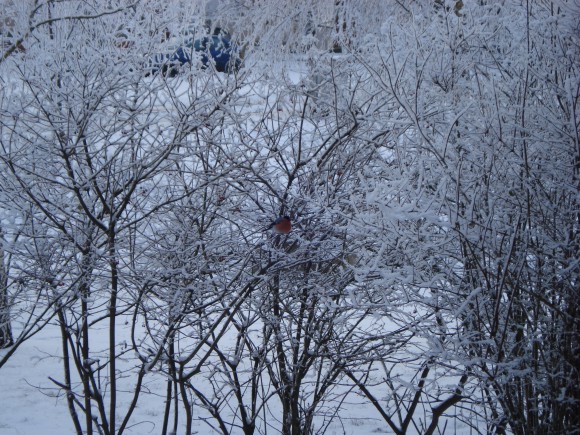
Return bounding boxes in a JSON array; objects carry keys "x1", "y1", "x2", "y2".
[{"x1": 268, "y1": 216, "x2": 292, "y2": 234}]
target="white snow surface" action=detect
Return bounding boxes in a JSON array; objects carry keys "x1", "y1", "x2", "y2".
[{"x1": 0, "y1": 320, "x2": 392, "y2": 435}]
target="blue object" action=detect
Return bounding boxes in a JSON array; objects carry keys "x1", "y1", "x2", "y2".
[{"x1": 148, "y1": 33, "x2": 241, "y2": 76}]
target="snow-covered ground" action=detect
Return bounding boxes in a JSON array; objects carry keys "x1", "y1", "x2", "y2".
[
  {"x1": 0, "y1": 320, "x2": 390, "y2": 434},
  {"x1": 1, "y1": 324, "x2": 79, "y2": 435}
]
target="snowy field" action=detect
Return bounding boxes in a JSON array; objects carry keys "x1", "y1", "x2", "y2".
[{"x1": 0, "y1": 320, "x2": 391, "y2": 435}]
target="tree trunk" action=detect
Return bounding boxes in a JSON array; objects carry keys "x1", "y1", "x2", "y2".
[{"x1": 0, "y1": 225, "x2": 14, "y2": 349}]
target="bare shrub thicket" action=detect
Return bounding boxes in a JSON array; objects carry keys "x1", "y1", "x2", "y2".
[{"x1": 1, "y1": 1, "x2": 577, "y2": 434}]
